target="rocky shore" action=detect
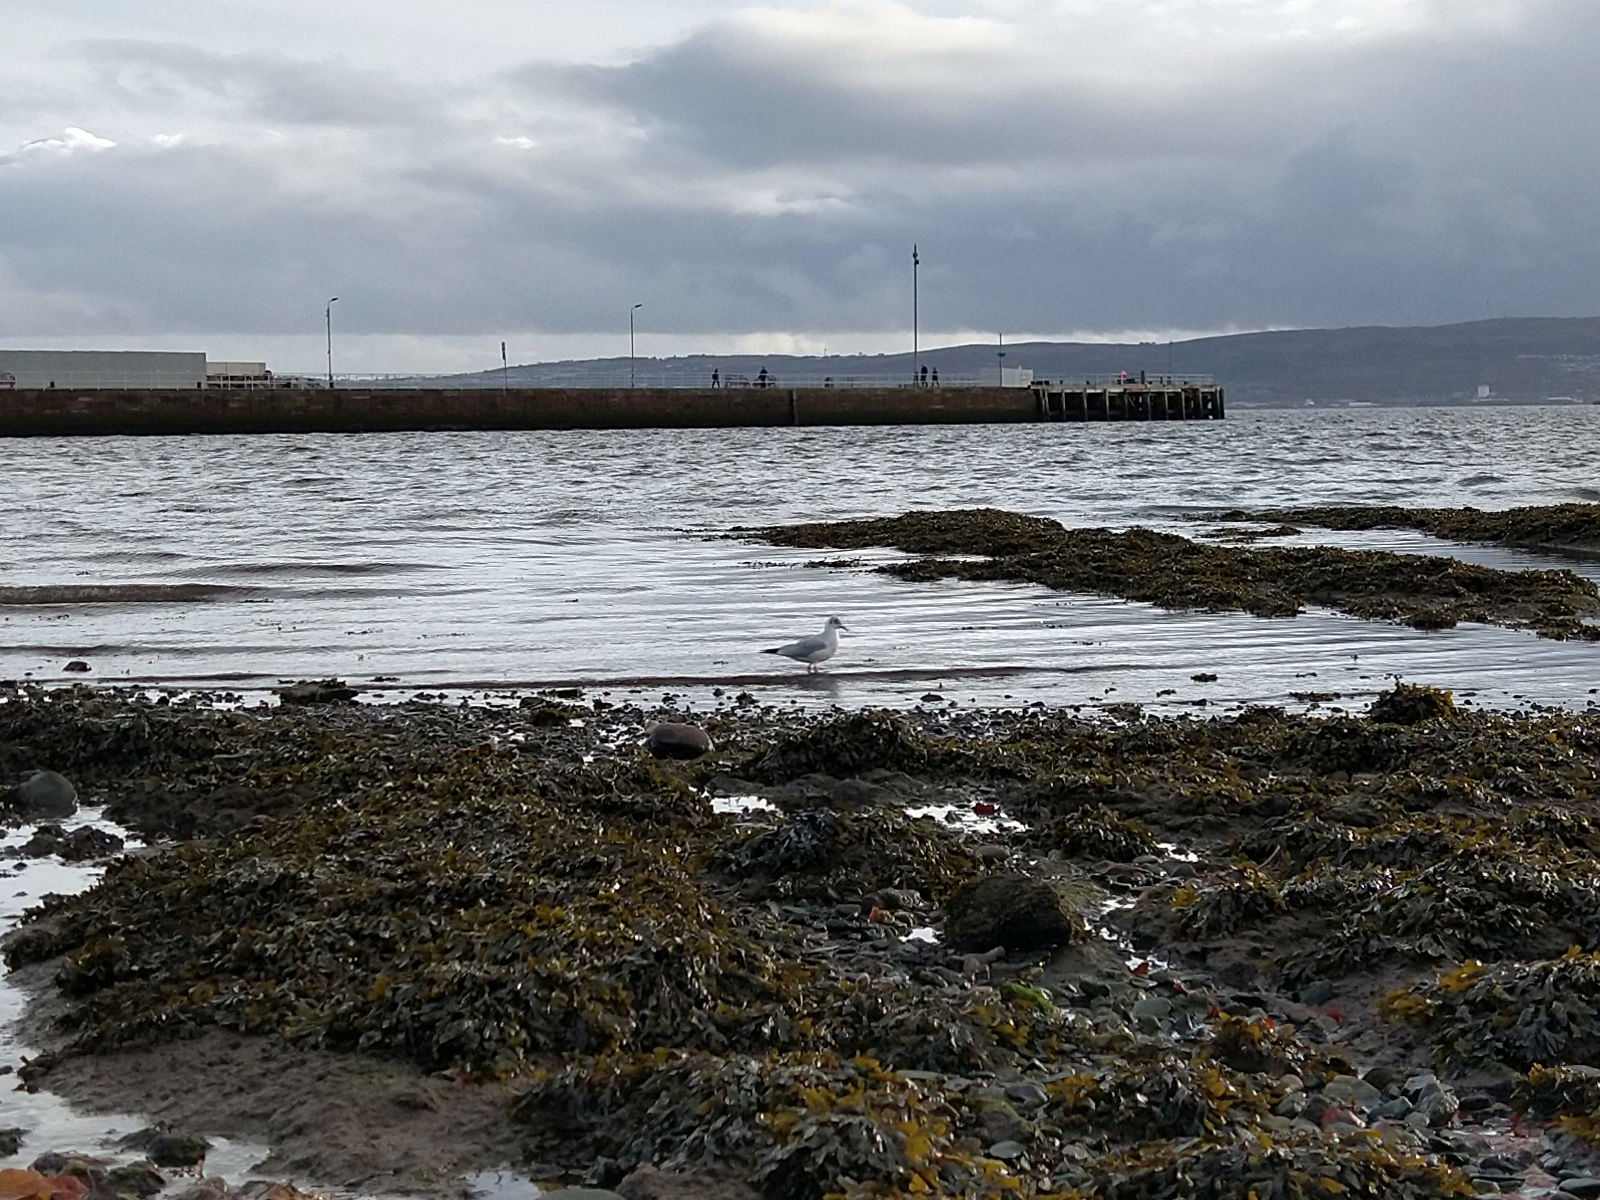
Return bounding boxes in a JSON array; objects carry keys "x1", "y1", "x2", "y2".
[
  {"x1": 742, "y1": 508, "x2": 1600, "y2": 640},
  {"x1": 1208, "y1": 502, "x2": 1600, "y2": 561},
  {"x1": 3, "y1": 681, "x2": 1600, "y2": 1198}
]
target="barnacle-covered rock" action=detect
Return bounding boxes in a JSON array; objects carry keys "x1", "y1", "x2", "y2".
[{"x1": 943, "y1": 872, "x2": 1087, "y2": 952}]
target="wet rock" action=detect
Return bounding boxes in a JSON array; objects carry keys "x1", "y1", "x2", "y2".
[
  {"x1": 30, "y1": 1152, "x2": 106, "y2": 1174},
  {"x1": 546, "y1": 1191, "x2": 627, "y2": 1200},
  {"x1": 942, "y1": 871, "x2": 1085, "y2": 952},
  {"x1": 974, "y1": 1098, "x2": 1033, "y2": 1145},
  {"x1": 1323, "y1": 1074, "x2": 1383, "y2": 1110},
  {"x1": 9, "y1": 769, "x2": 78, "y2": 818},
  {"x1": 276, "y1": 678, "x2": 359, "y2": 705},
  {"x1": 53, "y1": 825, "x2": 123, "y2": 861},
  {"x1": 1131, "y1": 995, "x2": 1173, "y2": 1021},
  {"x1": 1298, "y1": 979, "x2": 1336, "y2": 1005},
  {"x1": 1561, "y1": 1181, "x2": 1600, "y2": 1200},
  {"x1": 107, "y1": 1163, "x2": 167, "y2": 1198},
  {"x1": 616, "y1": 1167, "x2": 762, "y2": 1200},
  {"x1": 18, "y1": 824, "x2": 66, "y2": 857},
  {"x1": 0, "y1": 1127, "x2": 25, "y2": 1156},
  {"x1": 645, "y1": 723, "x2": 712, "y2": 761},
  {"x1": 63, "y1": 660, "x2": 90, "y2": 673},
  {"x1": 117, "y1": 1126, "x2": 211, "y2": 1167}
]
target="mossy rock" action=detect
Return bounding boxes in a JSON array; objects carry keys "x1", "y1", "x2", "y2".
[
  {"x1": 942, "y1": 871, "x2": 1086, "y2": 952},
  {"x1": 1368, "y1": 683, "x2": 1458, "y2": 726}
]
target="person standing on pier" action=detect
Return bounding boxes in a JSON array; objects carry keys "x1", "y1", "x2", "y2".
[
  {"x1": 919, "y1": 365, "x2": 928, "y2": 387},
  {"x1": 712, "y1": 369, "x2": 720, "y2": 388}
]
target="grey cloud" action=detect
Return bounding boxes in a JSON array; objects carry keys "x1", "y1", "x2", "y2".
[
  {"x1": 3, "y1": 1, "x2": 1600, "y2": 349},
  {"x1": 75, "y1": 40, "x2": 444, "y2": 128}
]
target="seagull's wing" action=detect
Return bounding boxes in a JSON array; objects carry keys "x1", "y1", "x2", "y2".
[{"x1": 776, "y1": 633, "x2": 828, "y2": 657}]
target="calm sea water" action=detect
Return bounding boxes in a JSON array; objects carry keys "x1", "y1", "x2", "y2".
[{"x1": 2, "y1": 405, "x2": 1598, "y2": 713}]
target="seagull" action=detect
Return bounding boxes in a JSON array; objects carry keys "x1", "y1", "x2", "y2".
[{"x1": 763, "y1": 616, "x2": 848, "y2": 673}]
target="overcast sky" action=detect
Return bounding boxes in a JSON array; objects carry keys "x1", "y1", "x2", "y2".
[{"x1": 4, "y1": 0, "x2": 1598, "y2": 372}]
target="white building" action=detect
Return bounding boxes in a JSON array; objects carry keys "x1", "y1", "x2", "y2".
[{"x1": 0, "y1": 350, "x2": 207, "y2": 390}]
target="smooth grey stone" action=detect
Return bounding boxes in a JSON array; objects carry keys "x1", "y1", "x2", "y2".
[
  {"x1": 645, "y1": 722, "x2": 712, "y2": 760},
  {"x1": 1131, "y1": 995, "x2": 1173, "y2": 1020},
  {"x1": 1299, "y1": 979, "x2": 1336, "y2": 1006},
  {"x1": 988, "y1": 1141, "x2": 1026, "y2": 1161},
  {"x1": 12, "y1": 770, "x2": 77, "y2": 818},
  {"x1": 1562, "y1": 1182, "x2": 1600, "y2": 1200}
]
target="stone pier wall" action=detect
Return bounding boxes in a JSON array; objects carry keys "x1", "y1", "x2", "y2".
[{"x1": 0, "y1": 387, "x2": 1042, "y2": 437}]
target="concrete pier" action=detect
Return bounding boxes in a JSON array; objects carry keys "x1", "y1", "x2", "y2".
[
  {"x1": 0, "y1": 382, "x2": 1223, "y2": 437},
  {"x1": 1034, "y1": 381, "x2": 1226, "y2": 422}
]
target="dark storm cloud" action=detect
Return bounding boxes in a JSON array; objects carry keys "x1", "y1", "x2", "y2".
[{"x1": 3, "y1": 0, "x2": 1600, "y2": 347}]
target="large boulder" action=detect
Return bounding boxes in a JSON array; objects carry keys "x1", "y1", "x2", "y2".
[
  {"x1": 943, "y1": 872, "x2": 1084, "y2": 953},
  {"x1": 10, "y1": 770, "x2": 78, "y2": 818}
]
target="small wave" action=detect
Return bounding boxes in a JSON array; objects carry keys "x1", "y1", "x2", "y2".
[
  {"x1": 1571, "y1": 488, "x2": 1600, "y2": 503},
  {"x1": 207, "y1": 562, "x2": 444, "y2": 579},
  {"x1": 0, "y1": 584, "x2": 258, "y2": 605},
  {"x1": 1459, "y1": 473, "x2": 1507, "y2": 487}
]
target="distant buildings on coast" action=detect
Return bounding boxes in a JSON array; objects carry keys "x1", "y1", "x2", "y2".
[{"x1": 0, "y1": 350, "x2": 273, "y2": 390}]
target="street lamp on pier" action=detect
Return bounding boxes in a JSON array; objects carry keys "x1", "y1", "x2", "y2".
[
  {"x1": 912, "y1": 245, "x2": 920, "y2": 386},
  {"x1": 325, "y1": 297, "x2": 340, "y2": 388},
  {"x1": 630, "y1": 303, "x2": 644, "y2": 388}
]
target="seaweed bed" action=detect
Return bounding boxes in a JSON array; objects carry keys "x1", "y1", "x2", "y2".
[
  {"x1": 8, "y1": 684, "x2": 1600, "y2": 1198},
  {"x1": 741, "y1": 507, "x2": 1600, "y2": 640},
  {"x1": 1210, "y1": 502, "x2": 1600, "y2": 560}
]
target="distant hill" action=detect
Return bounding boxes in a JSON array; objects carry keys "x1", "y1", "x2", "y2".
[{"x1": 375, "y1": 317, "x2": 1600, "y2": 406}]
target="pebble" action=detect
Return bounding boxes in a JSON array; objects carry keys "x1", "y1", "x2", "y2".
[
  {"x1": 988, "y1": 1141, "x2": 1025, "y2": 1161},
  {"x1": 1561, "y1": 1182, "x2": 1600, "y2": 1200}
]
